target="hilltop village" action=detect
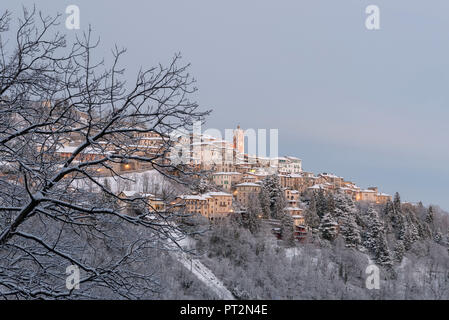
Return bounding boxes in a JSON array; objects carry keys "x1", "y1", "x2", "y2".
[
  {"x1": 0, "y1": 101, "x2": 392, "y2": 234},
  {"x1": 0, "y1": 102, "x2": 393, "y2": 233},
  {"x1": 161, "y1": 126, "x2": 393, "y2": 232}
]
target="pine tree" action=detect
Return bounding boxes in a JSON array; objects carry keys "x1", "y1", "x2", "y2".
[
  {"x1": 393, "y1": 241, "x2": 405, "y2": 263},
  {"x1": 364, "y1": 206, "x2": 393, "y2": 266},
  {"x1": 425, "y1": 206, "x2": 434, "y2": 224},
  {"x1": 273, "y1": 190, "x2": 286, "y2": 220},
  {"x1": 304, "y1": 196, "x2": 320, "y2": 229},
  {"x1": 339, "y1": 212, "x2": 361, "y2": 249},
  {"x1": 376, "y1": 236, "x2": 393, "y2": 267},
  {"x1": 393, "y1": 192, "x2": 401, "y2": 214},
  {"x1": 194, "y1": 178, "x2": 209, "y2": 194},
  {"x1": 398, "y1": 219, "x2": 414, "y2": 251},
  {"x1": 259, "y1": 186, "x2": 271, "y2": 219},
  {"x1": 433, "y1": 232, "x2": 443, "y2": 244},
  {"x1": 260, "y1": 175, "x2": 285, "y2": 219},
  {"x1": 316, "y1": 189, "x2": 328, "y2": 218},
  {"x1": 327, "y1": 194, "x2": 336, "y2": 213},
  {"x1": 319, "y1": 212, "x2": 338, "y2": 241},
  {"x1": 280, "y1": 212, "x2": 295, "y2": 246},
  {"x1": 330, "y1": 193, "x2": 362, "y2": 248},
  {"x1": 245, "y1": 194, "x2": 261, "y2": 234},
  {"x1": 333, "y1": 192, "x2": 358, "y2": 217},
  {"x1": 383, "y1": 201, "x2": 394, "y2": 216}
]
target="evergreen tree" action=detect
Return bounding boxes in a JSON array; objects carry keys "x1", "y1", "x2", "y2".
[
  {"x1": 376, "y1": 236, "x2": 393, "y2": 267},
  {"x1": 364, "y1": 206, "x2": 393, "y2": 266},
  {"x1": 433, "y1": 232, "x2": 443, "y2": 244},
  {"x1": 425, "y1": 206, "x2": 434, "y2": 224},
  {"x1": 316, "y1": 189, "x2": 328, "y2": 218},
  {"x1": 339, "y1": 213, "x2": 362, "y2": 249},
  {"x1": 327, "y1": 194, "x2": 336, "y2": 215},
  {"x1": 260, "y1": 175, "x2": 285, "y2": 219},
  {"x1": 400, "y1": 214, "x2": 420, "y2": 250},
  {"x1": 393, "y1": 192, "x2": 401, "y2": 214},
  {"x1": 304, "y1": 196, "x2": 320, "y2": 229},
  {"x1": 280, "y1": 212, "x2": 295, "y2": 246},
  {"x1": 273, "y1": 190, "x2": 286, "y2": 220},
  {"x1": 319, "y1": 213, "x2": 338, "y2": 241},
  {"x1": 383, "y1": 201, "x2": 394, "y2": 216},
  {"x1": 259, "y1": 186, "x2": 271, "y2": 219},
  {"x1": 333, "y1": 192, "x2": 358, "y2": 218},
  {"x1": 194, "y1": 178, "x2": 209, "y2": 194},
  {"x1": 398, "y1": 219, "x2": 412, "y2": 250},
  {"x1": 393, "y1": 241, "x2": 405, "y2": 263},
  {"x1": 245, "y1": 194, "x2": 261, "y2": 234},
  {"x1": 416, "y1": 201, "x2": 426, "y2": 220}
]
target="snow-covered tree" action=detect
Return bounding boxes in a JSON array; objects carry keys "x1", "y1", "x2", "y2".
[
  {"x1": 245, "y1": 194, "x2": 262, "y2": 234},
  {"x1": 259, "y1": 186, "x2": 271, "y2": 219},
  {"x1": 319, "y1": 213, "x2": 338, "y2": 241},
  {"x1": 339, "y1": 213, "x2": 362, "y2": 249},
  {"x1": 316, "y1": 189, "x2": 328, "y2": 218},
  {"x1": 327, "y1": 194, "x2": 336, "y2": 215},
  {"x1": 425, "y1": 206, "x2": 434, "y2": 224},
  {"x1": 260, "y1": 175, "x2": 285, "y2": 219},
  {"x1": 280, "y1": 212, "x2": 295, "y2": 246},
  {"x1": 393, "y1": 241, "x2": 405, "y2": 263},
  {"x1": 193, "y1": 178, "x2": 210, "y2": 194},
  {"x1": 364, "y1": 206, "x2": 392, "y2": 266},
  {"x1": 398, "y1": 216, "x2": 420, "y2": 251},
  {"x1": 304, "y1": 196, "x2": 320, "y2": 229},
  {"x1": 434, "y1": 232, "x2": 443, "y2": 244},
  {"x1": 328, "y1": 193, "x2": 362, "y2": 248},
  {"x1": 393, "y1": 192, "x2": 401, "y2": 214},
  {"x1": 0, "y1": 7, "x2": 209, "y2": 299}
]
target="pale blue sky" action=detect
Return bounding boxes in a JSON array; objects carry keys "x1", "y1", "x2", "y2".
[{"x1": 5, "y1": 1, "x2": 449, "y2": 209}]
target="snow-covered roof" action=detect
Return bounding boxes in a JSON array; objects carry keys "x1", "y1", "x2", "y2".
[
  {"x1": 179, "y1": 194, "x2": 208, "y2": 201},
  {"x1": 54, "y1": 145, "x2": 113, "y2": 155},
  {"x1": 286, "y1": 173, "x2": 303, "y2": 178},
  {"x1": 361, "y1": 189, "x2": 376, "y2": 193},
  {"x1": 339, "y1": 187, "x2": 357, "y2": 191},
  {"x1": 308, "y1": 184, "x2": 326, "y2": 190},
  {"x1": 128, "y1": 145, "x2": 160, "y2": 149},
  {"x1": 213, "y1": 172, "x2": 242, "y2": 176},
  {"x1": 284, "y1": 207, "x2": 302, "y2": 211},
  {"x1": 204, "y1": 191, "x2": 232, "y2": 197},
  {"x1": 140, "y1": 137, "x2": 163, "y2": 140},
  {"x1": 235, "y1": 182, "x2": 260, "y2": 187},
  {"x1": 285, "y1": 156, "x2": 302, "y2": 161},
  {"x1": 141, "y1": 193, "x2": 156, "y2": 197},
  {"x1": 141, "y1": 193, "x2": 163, "y2": 201},
  {"x1": 179, "y1": 192, "x2": 232, "y2": 200},
  {"x1": 320, "y1": 173, "x2": 343, "y2": 179},
  {"x1": 121, "y1": 190, "x2": 139, "y2": 197},
  {"x1": 249, "y1": 172, "x2": 268, "y2": 177}
]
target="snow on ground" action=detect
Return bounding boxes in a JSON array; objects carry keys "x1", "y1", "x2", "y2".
[
  {"x1": 71, "y1": 169, "x2": 174, "y2": 194},
  {"x1": 171, "y1": 235, "x2": 235, "y2": 300},
  {"x1": 174, "y1": 250, "x2": 235, "y2": 300},
  {"x1": 285, "y1": 247, "x2": 302, "y2": 259},
  {"x1": 285, "y1": 246, "x2": 320, "y2": 265},
  {"x1": 72, "y1": 168, "x2": 232, "y2": 298}
]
